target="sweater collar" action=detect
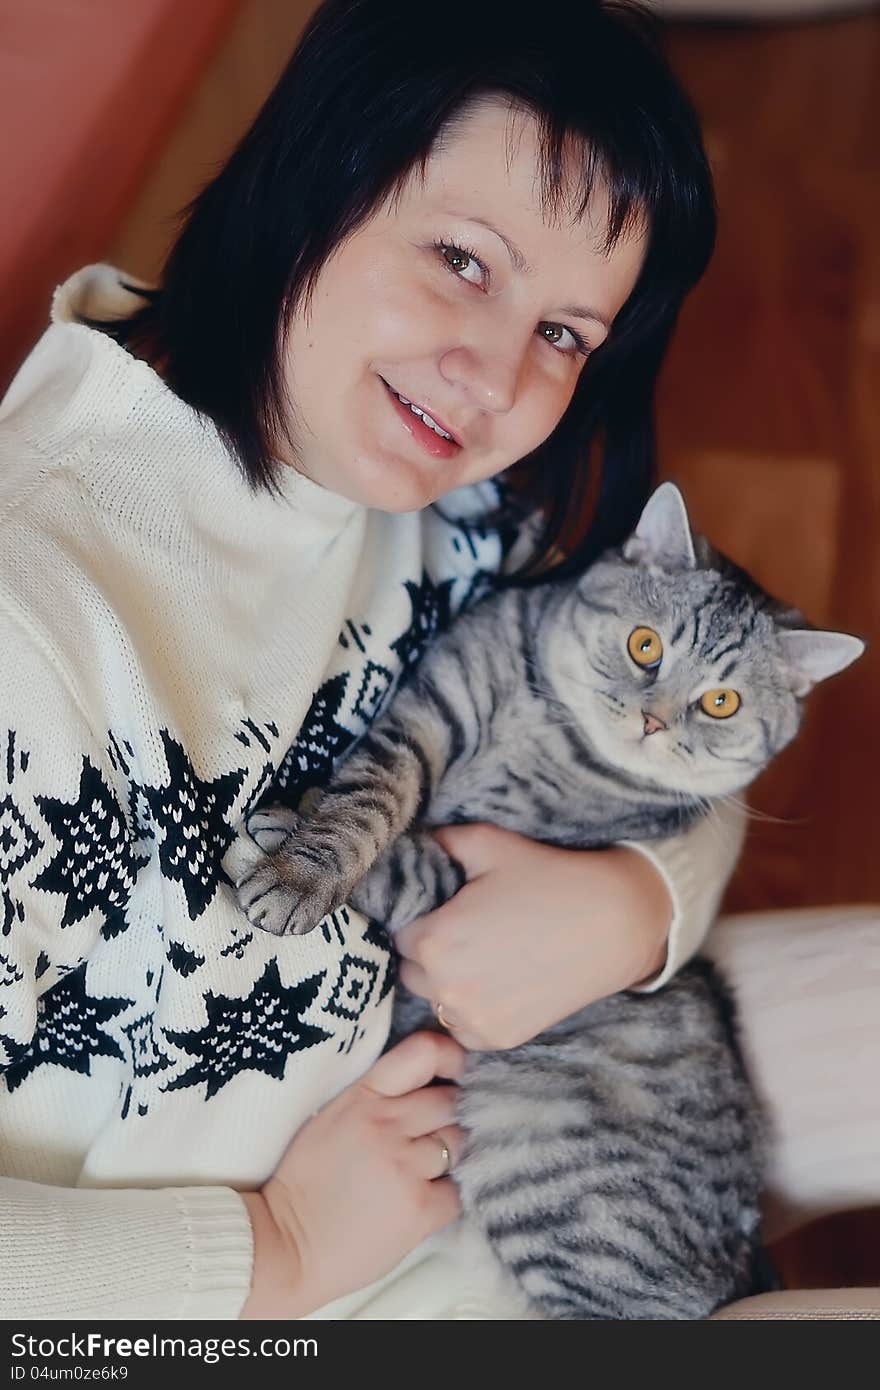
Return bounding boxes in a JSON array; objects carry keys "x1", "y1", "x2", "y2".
[{"x1": 46, "y1": 265, "x2": 362, "y2": 543}]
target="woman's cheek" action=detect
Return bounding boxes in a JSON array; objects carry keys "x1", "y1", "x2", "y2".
[
  {"x1": 376, "y1": 283, "x2": 458, "y2": 356},
  {"x1": 520, "y1": 372, "x2": 579, "y2": 452}
]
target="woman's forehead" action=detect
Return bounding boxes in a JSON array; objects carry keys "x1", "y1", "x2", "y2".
[{"x1": 403, "y1": 100, "x2": 646, "y2": 255}]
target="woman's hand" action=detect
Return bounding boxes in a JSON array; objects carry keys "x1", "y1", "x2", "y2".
[
  {"x1": 394, "y1": 824, "x2": 672, "y2": 1052},
  {"x1": 240, "y1": 1031, "x2": 465, "y2": 1319}
]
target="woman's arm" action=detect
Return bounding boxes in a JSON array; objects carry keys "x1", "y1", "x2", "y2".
[
  {"x1": 2, "y1": 1031, "x2": 467, "y2": 1321},
  {"x1": 0, "y1": 614, "x2": 466, "y2": 1320},
  {"x1": 0, "y1": 1180, "x2": 253, "y2": 1320},
  {"x1": 393, "y1": 800, "x2": 747, "y2": 1051},
  {"x1": 0, "y1": 615, "x2": 255, "y2": 1319},
  {"x1": 0, "y1": 612, "x2": 135, "y2": 1058},
  {"x1": 621, "y1": 796, "x2": 748, "y2": 991}
]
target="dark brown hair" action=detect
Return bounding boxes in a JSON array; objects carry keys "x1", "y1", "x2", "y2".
[{"x1": 87, "y1": 0, "x2": 715, "y2": 581}]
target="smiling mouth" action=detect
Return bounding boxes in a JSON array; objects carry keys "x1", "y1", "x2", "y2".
[{"x1": 380, "y1": 378, "x2": 463, "y2": 449}]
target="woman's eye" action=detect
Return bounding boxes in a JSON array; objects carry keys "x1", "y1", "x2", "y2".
[
  {"x1": 436, "y1": 241, "x2": 484, "y2": 286},
  {"x1": 539, "y1": 322, "x2": 590, "y2": 357},
  {"x1": 628, "y1": 627, "x2": 663, "y2": 670},
  {"x1": 700, "y1": 688, "x2": 741, "y2": 720}
]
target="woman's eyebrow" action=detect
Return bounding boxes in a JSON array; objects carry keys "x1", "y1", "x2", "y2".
[
  {"x1": 451, "y1": 212, "x2": 611, "y2": 331},
  {"x1": 461, "y1": 214, "x2": 532, "y2": 273},
  {"x1": 556, "y1": 302, "x2": 610, "y2": 331}
]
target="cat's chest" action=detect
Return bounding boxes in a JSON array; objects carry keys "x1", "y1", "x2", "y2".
[{"x1": 425, "y1": 699, "x2": 602, "y2": 839}]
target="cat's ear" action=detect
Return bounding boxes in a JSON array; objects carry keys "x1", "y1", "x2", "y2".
[
  {"x1": 777, "y1": 629, "x2": 866, "y2": 696},
  {"x1": 623, "y1": 482, "x2": 696, "y2": 572}
]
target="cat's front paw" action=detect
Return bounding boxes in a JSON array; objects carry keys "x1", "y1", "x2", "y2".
[
  {"x1": 222, "y1": 831, "x2": 337, "y2": 937},
  {"x1": 246, "y1": 804, "x2": 301, "y2": 854}
]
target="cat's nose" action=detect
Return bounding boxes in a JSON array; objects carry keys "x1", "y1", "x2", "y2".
[{"x1": 642, "y1": 712, "x2": 667, "y2": 736}]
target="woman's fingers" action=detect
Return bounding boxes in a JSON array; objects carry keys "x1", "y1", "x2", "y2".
[
  {"x1": 423, "y1": 1177, "x2": 462, "y2": 1232},
  {"x1": 362, "y1": 1029, "x2": 465, "y2": 1097},
  {"x1": 410, "y1": 1125, "x2": 465, "y2": 1180},
  {"x1": 397, "y1": 958, "x2": 433, "y2": 1001},
  {"x1": 396, "y1": 1084, "x2": 460, "y2": 1139}
]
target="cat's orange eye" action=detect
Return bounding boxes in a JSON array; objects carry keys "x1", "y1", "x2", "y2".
[
  {"x1": 700, "y1": 689, "x2": 741, "y2": 719},
  {"x1": 628, "y1": 627, "x2": 663, "y2": 670}
]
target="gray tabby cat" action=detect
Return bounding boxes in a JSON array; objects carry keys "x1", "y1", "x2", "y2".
[{"x1": 224, "y1": 482, "x2": 863, "y2": 1319}]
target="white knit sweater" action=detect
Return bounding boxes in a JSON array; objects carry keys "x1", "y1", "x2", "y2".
[{"x1": 0, "y1": 266, "x2": 744, "y2": 1321}]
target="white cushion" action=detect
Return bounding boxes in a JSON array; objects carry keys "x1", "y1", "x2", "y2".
[{"x1": 705, "y1": 905, "x2": 880, "y2": 1240}]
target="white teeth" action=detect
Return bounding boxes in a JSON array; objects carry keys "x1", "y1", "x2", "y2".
[
  {"x1": 391, "y1": 387, "x2": 453, "y2": 441},
  {"x1": 419, "y1": 409, "x2": 450, "y2": 437}
]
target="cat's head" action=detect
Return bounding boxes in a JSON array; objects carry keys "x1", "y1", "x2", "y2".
[{"x1": 542, "y1": 483, "x2": 865, "y2": 798}]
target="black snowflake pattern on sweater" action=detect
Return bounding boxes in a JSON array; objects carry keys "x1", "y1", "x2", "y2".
[
  {"x1": 2, "y1": 498, "x2": 516, "y2": 1111},
  {"x1": 363, "y1": 919, "x2": 397, "y2": 1003},
  {"x1": 123, "y1": 1010, "x2": 174, "y2": 1081},
  {"x1": 143, "y1": 732, "x2": 245, "y2": 921},
  {"x1": 2, "y1": 962, "x2": 133, "y2": 1093},
  {"x1": 0, "y1": 951, "x2": 24, "y2": 990},
  {"x1": 1, "y1": 733, "x2": 41, "y2": 929},
  {"x1": 254, "y1": 557, "x2": 498, "y2": 823},
  {"x1": 265, "y1": 673, "x2": 356, "y2": 811},
  {"x1": 323, "y1": 952, "x2": 379, "y2": 1024},
  {"x1": 162, "y1": 958, "x2": 331, "y2": 1099},
  {"x1": 32, "y1": 758, "x2": 149, "y2": 932},
  {"x1": 119, "y1": 1009, "x2": 175, "y2": 1119},
  {"x1": 0, "y1": 792, "x2": 41, "y2": 938},
  {"x1": 351, "y1": 659, "x2": 394, "y2": 725},
  {"x1": 0, "y1": 1005, "x2": 24, "y2": 1069},
  {"x1": 390, "y1": 573, "x2": 455, "y2": 674},
  {"x1": 166, "y1": 940, "x2": 206, "y2": 978}
]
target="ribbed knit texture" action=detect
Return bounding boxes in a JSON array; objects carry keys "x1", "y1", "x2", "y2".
[
  {"x1": 625, "y1": 798, "x2": 746, "y2": 991},
  {"x1": 0, "y1": 265, "x2": 743, "y2": 1320},
  {"x1": 0, "y1": 1181, "x2": 252, "y2": 1320}
]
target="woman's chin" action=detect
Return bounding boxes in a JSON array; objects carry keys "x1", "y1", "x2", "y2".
[{"x1": 347, "y1": 447, "x2": 465, "y2": 512}]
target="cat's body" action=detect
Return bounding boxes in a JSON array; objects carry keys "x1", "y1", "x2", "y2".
[{"x1": 225, "y1": 484, "x2": 863, "y2": 1319}]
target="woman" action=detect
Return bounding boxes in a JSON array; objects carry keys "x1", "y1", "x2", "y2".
[{"x1": 0, "y1": 0, "x2": 743, "y2": 1319}]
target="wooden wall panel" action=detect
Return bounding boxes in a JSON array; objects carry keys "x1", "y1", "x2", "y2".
[{"x1": 660, "y1": 16, "x2": 880, "y2": 915}]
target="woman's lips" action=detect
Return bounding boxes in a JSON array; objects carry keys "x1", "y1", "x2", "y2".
[{"x1": 381, "y1": 379, "x2": 462, "y2": 460}]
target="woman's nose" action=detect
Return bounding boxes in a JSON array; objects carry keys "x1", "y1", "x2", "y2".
[{"x1": 438, "y1": 342, "x2": 525, "y2": 415}]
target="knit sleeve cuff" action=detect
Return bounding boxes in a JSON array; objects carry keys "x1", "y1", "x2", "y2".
[
  {"x1": 621, "y1": 799, "x2": 748, "y2": 993},
  {"x1": 622, "y1": 836, "x2": 700, "y2": 992},
  {"x1": 0, "y1": 1179, "x2": 254, "y2": 1321},
  {"x1": 173, "y1": 1186, "x2": 255, "y2": 1321}
]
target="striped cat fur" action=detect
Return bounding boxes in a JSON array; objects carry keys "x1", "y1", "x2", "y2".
[{"x1": 226, "y1": 482, "x2": 863, "y2": 1319}]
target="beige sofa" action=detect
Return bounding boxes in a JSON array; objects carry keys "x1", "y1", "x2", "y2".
[{"x1": 713, "y1": 1288, "x2": 880, "y2": 1318}]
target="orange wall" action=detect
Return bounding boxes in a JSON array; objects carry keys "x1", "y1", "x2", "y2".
[{"x1": 0, "y1": 0, "x2": 242, "y2": 391}]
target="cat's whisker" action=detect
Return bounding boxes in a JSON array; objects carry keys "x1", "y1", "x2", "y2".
[
  {"x1": 670, "y1": 788, "x2": 729, "y2": 849},
  {"x1": 718, "y1": 793, "x2": 807, "y2": 828},
  {"x1": 701, "y1": 799, "x2": 726, "y2": 843}
]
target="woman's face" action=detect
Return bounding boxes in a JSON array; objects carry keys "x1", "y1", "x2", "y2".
[{"x1": 278, "y1": 99, "x2": 647, "y2": 511}]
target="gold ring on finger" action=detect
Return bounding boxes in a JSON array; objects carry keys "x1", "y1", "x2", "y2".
[
  {"x1": 435, "y1": 1136, "x2": 451, "y2": 1177},
  {"x1": 435, "y1": 1002, "x2": 454, "y2": 1031}
]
